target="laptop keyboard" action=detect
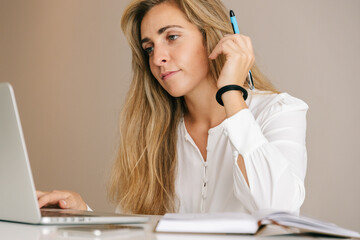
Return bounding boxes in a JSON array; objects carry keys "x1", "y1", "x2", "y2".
[{"x1": 41, "y1": 209, "x2": 92, "y2": 217}]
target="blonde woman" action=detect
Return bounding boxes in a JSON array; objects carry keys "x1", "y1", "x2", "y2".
[{"x1": 38, "y1": 0, "x2": 308, "y2": 216}]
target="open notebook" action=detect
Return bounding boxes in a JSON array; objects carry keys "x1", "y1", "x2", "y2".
[
  {"x1": 155, "y1": 211, "x2": 360, "y2": 238},
  {"x1": 0, "y1": 82, "x2": 148, "y2": 225}
]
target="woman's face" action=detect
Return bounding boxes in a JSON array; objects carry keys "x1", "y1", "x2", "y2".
[{"x1": 140, "y1": 2, "x2": 211, "y2": 97}]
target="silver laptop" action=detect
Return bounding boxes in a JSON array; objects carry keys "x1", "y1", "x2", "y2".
[{"x1": 0, "y1": 82, "x2": 148, "y2": 225}]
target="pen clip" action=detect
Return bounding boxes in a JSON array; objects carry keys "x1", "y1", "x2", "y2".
[{"x1": 247, "y1": 71, "x2": 255, "y2": 90}]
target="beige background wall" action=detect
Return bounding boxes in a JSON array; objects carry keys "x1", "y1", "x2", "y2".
[{"x1": 1, "y1": 0, "x2": 359, "y2": 232}]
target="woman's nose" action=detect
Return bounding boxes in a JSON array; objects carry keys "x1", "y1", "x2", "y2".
[{"x1": 152, "y1": 45, "x2": 169, "y2": 66}]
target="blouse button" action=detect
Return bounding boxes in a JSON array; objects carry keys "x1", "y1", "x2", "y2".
[
  {"x1": 201, "y1": 188, "x2": 207, "y2": 199},
  {"x1": 203, "y1": 177, "x2": 208, "y2": 184}
]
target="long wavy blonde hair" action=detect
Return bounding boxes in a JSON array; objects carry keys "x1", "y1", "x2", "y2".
[{"x1": 109, "y1": 0, "x2": 278, "y2": 215}]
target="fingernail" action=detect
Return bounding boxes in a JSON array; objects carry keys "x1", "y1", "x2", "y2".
[{"x1": 60, "y1": 200, "x2": 67, "y2": 207}]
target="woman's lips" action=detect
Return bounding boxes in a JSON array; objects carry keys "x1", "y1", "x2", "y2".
[{"x1": 161, "y1": 70, "x2": 180, "y2": 80}]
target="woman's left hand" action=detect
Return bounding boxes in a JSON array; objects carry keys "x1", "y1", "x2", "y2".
[{"x1": 209, "y1": 34, "x2": 255, "y2": 89}]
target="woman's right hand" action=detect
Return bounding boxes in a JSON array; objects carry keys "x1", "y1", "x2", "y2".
[{"x1": 36, "y1": 190, "x2": 87, "y2": 210}]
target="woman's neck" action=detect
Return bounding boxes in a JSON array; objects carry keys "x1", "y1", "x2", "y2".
[{"x1": 183, "y1": 79, "x2": 226, "y2": 129}]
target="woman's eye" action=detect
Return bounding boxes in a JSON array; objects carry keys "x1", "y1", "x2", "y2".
[
  {"x1": 168, "y1": 35, "x2": 179, "y2": 40},
  {"x1": 144, "y1": 46, "x2": 154, "y2": 54}
]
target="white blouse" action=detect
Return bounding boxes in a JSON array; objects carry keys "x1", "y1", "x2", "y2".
[{"x1": 175, "y1": 90, "x2": 308, "y2": 214}]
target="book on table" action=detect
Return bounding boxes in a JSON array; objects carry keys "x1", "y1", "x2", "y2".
[{"x1": 155, "y1": 211, "x2": 360, "y2": 238}]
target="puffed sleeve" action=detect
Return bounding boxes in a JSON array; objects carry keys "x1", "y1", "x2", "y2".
[{"x1": 222, "y1": 93, "x2": 308, "y2": 214}]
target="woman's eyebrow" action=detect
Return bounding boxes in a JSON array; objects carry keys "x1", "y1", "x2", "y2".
[
  {"x1": 158, "y1": 24, "x2": 182, "y2": 34},
  {"x1": 141, "y1": 25, "x2": 183, "y2": 45}
]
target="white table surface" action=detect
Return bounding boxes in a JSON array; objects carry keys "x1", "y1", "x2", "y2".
[{"x1": 0, "y1": 215, "x2": 354, "y2": 240}]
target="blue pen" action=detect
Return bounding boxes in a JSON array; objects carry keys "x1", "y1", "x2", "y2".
[{"x1": 230, "y1": 10, "x2": 254, "y2": 90}]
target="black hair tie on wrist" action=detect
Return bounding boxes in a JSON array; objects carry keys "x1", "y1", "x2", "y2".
[{"x1": 216, "y1": 85, "x2": 248, "y2": 106}]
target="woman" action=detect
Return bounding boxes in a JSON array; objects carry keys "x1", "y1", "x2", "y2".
[{"x1": 38, "y1": 0, "x2": 308, "y2": 215}]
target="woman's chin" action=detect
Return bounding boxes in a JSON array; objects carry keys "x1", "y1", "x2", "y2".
[
  {"x1": 168, "y1": 92, "x2": 184, "y2": 98},
  {"x1": 163, "y1": 88, "x2": 186, "y2": 98}
]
